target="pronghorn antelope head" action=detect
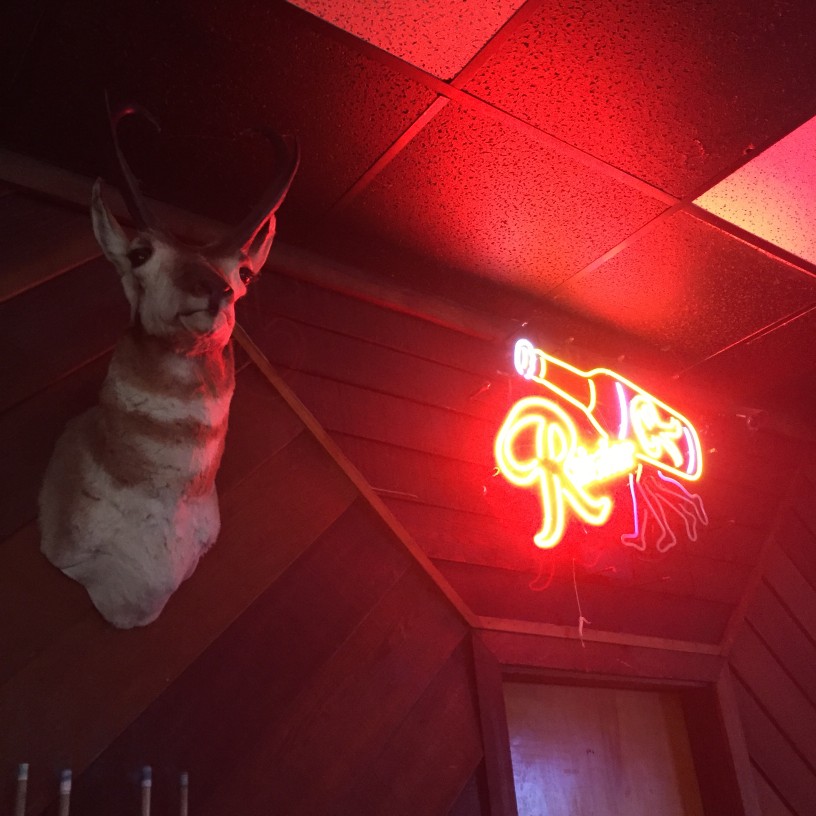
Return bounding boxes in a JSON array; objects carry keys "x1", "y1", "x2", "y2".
[
  {"x1": 93, "y1": 104, "x2": 299, "y2": 353},
  {"x1": 38, "y1": 104, "x2": 299, "y2": 629}
]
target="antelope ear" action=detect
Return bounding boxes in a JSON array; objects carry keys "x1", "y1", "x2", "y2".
[
  {"x1": 91, "y1": 180, "x2": 130, "y2": 263},
  {"x1": 91, "y1": 180, "x2": 140, "y2": 319},
  {"x1": 241, "y1": 215, "x2": 277, "y2": 274}
]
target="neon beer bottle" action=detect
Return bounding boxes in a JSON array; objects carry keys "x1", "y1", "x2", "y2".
[
  {"x1": 495, "y1": 339, "x2": 706, "y2": 550},
  {"x1": 512, "y1": 339, "x2": 702, "y2": 481}
]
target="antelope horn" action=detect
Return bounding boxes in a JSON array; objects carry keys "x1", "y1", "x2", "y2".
[
  {"x1": 215, "y1": 132, "x2": 300, "y2": 257},
  {"x1": 106, "y1": 96, "x2": 162, "y2": 231}
]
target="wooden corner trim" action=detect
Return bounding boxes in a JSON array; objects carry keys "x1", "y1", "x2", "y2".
[
  {"x1": 479, "y1": 615, "x2": 721, "y2": 655},
  {"x1": 233, "y1": 321, "x2": 480, "y2": 629}
]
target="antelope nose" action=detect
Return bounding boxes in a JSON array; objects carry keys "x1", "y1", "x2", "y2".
[
  {"x1": 208, "y1": 282, "x2": 233, "y2": 314},
  {"x1": 181, "y1": 261, "x2": 234, "y2": 313},
  {"x1": 194, "y1": 275, "x2": 230, "y2": 297}
]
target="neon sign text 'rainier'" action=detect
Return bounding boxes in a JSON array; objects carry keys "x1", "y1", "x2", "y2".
[{"x1": 494, "y1": 339, "x2": 705, "y2": 551}]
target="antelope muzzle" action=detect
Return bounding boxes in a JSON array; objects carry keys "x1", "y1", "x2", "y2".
[{"x1": 178, "y1": 261, "x2": 234, "y2": 315}]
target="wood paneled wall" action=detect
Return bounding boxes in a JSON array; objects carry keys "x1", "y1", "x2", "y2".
[
  {"x1": 727, "y1": 472, "x2": 816, "y2": 816},
  {"x1": 236, "y1": 259, "x2": 791, "y2": 648},
  {"x1": 0, "y1": 190, "x2": 498, "y2": 815},
  {"x1": 3, "y1": 177, "x2": 813, "y2": 816},
  {"x1": 2, "y1": 161, "x2": 797, "y2": 654}
]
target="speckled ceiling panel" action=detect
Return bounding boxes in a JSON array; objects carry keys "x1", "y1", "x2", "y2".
[
  {"x1": 552, "y1": 210, "x2": 816, "y2": 362},
  {"x1": 0, "y1": 0, "x2": 436, "y2": 226},
  {"x1": 462, "y1": 0, "x2": 816, "y2": 198},
  {"x1": 695, "y1": 115, "x2": 816, "y2": 267},
  {"x1": 330, "y1": 102, "x2": 668, "y2": 293},
  {"x1": 288, "y1": 0, "x2": 525, "y2": 79}
]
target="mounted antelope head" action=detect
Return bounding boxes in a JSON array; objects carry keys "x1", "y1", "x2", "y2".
[
  {"x1": 39, "y1": 104, "x2": 299, "y2": 628},
  {"x1": 93, "y1": 104, "x2": 297, "y2": 351}
]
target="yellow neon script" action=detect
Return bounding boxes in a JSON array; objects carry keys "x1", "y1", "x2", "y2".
[{"x1": 495, "y1": 340, "x2": 704, "y2": 549}]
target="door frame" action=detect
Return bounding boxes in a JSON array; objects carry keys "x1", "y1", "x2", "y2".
[{"x1": 470, "y1": 624, "x2": 761, "y2": 816}]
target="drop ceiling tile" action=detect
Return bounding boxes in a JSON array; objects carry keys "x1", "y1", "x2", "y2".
[
  {"x1": 330, "y1": 102, "x2": 667, "y2": 293},
  {"x1": 288, "y1": 0, "x2": 526, "y2": 79},
  {"x1": 462, "y1": 0, "x2": 816, "y2": 197},
  {"x1": 695, "y1": 116, "x2": 816, "y2": 267},
  {"x1": 552, "y1": 210, "x2": 816, "y2": 361},
  {"x1": 1, "y1": 1, "x2": 436, "y2": 226}
]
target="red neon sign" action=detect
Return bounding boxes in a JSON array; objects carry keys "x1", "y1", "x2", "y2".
[{"x1": 495, "y1": 339, "x2": 706, "y2": 552}]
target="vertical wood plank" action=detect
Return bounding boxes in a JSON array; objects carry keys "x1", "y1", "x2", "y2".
[
  {"x1": 712, "y1": 667, "x2": 762, "y2": 816},
  {"x1": 471, "y1": 635, "x2": 519, "y2": 816}
]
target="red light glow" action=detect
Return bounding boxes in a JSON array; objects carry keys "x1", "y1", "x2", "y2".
[
  {"x1": 495, "y1": 339, "x2": 705, "y2": 551},
  {"x1": 289, "y1": 0, "x2": 527, "y2": 79}
]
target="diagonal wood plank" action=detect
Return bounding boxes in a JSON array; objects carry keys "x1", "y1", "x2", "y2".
[
  {"x1": 235, "y1": 323, "x2": 479, "y2": 628},
  {"x1": 0, "y1": 256, "x2": 127, "y2": 413},
  {"x1": 745, "y1": 583, "x2": 816, "y2": 708},
  {"x1": 0, "y1": 354, "x2": 110, "y2": 538},
  {"x1": 0, "y1": 193, "x2": 100, "y2": 303},
  {"x1": 730, "y1": 627, "x2": 816, "y2": 765},
  {"x1": 731, "y1": 677, "x2": 816, "y2": 816},
  {"x1": 199, "y1": 565, "x2": 468, "y2": 816},
  {"x1": 0, "y1": 431, "x2": 357, "y2": 814},
  {"x1": 52, "y1": 498, "x2": 416, "y2": 816},
  {"x1": 333, "y1": 639, "x2": 484, "y2": 815}
]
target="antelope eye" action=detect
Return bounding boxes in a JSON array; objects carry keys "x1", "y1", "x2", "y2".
[
  {"x1": 127, "y1": 246, "x2": 153, "y2": 267},
  {"x1": 239, "y1": 267, "x2": 255, "y2": 286}
]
